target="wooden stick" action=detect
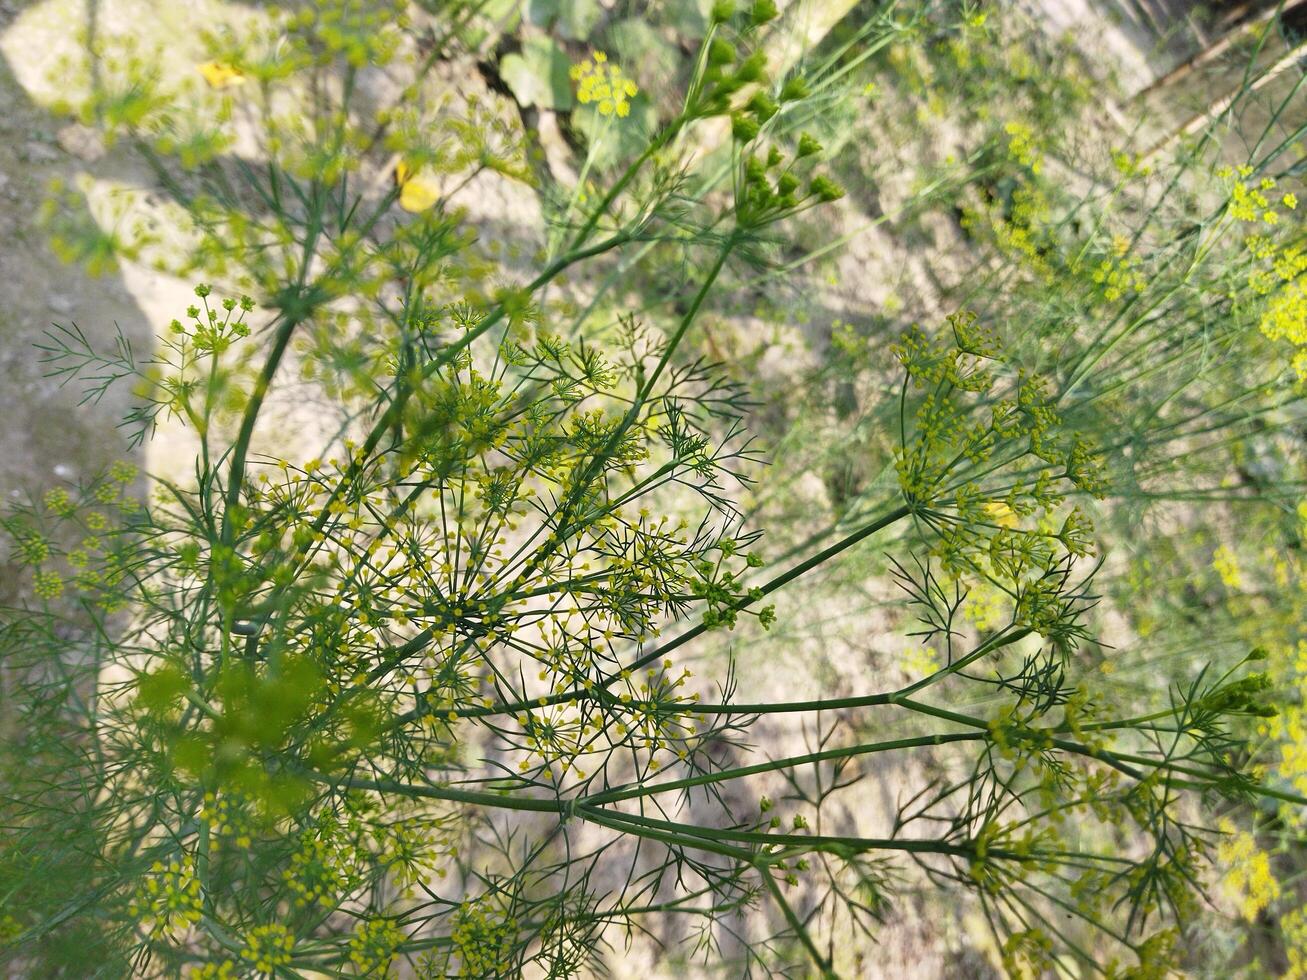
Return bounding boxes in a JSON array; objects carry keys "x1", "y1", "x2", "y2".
[
  {"x1": 1142, "y1": 38, "x2": 1307, "y2": 160},
  {"x1": 1134, "y1": 0, "x2": 1306, "y2": 100}
]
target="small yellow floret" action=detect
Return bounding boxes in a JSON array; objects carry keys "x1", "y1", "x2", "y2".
[
  {"x1": 197, "y1": 62, "x2": 246, "y2": 89},
  {"x1": 394, "y1": 160, "x2": 440, "y2": 212}
]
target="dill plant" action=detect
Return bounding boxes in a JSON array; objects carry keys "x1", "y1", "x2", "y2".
[
  {"x1": 0, "y1": 1, "x2": 1301, "y2": 978},
  {"x1": 704, "y1": 3, "x2": 1307, "y2": 973},
  {"x1": 919, "y1": 25, "x2": 1307, "y2": 975}
]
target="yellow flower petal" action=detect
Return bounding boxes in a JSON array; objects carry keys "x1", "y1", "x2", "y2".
[
  {"x1": 197, "y1": 61, "x2": 246, "y2": 89},
  {"x1": 399, "y1": 175, "x2": 440, "y2": 213},
  {"x1": 394, "y1": 159, "x2": 413, "y2": 186},
  {"x1": 982, "y1": 501, "x2": 1018, "y2": 528}
]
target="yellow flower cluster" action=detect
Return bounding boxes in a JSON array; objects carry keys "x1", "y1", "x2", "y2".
[
  {"x1": 1241, "y1": 227, "x2": 1307, "y2": 380},
  {"x1": 1261, "y1": 639, "x2": 1307, "y2": 802},
  {"x1": 1212, "y1": 545, "x2": 1242, "y2": 590},
  {"x1": 570, "y1": 51, "x2": 638, "y2": 117},
  {"x1": 963, "y1": 182, "x2": 1054, "y2": 281},
  {"x1": 43, "y1": 487, "x2": 75, "y2": 517},
  {"x1": 1003, "y1": 120, "x2": 1042, "y2": 174},
  {"x1": 1091, "y1": 253, "x2": 1145, "y2": 302},
  {"x1": 1220, "y1": 166, "x2": 1289, "y2": 225},
  {"x1": 449, "y1": 899, "x2": 519, "y2": 976},
  {"x1": 187, "y1": 961, "x2": 236, "y2": 979},
  {"x1": 127, "y1": 854, "x2": 203, "y2": 937},
  {"x1": 239, "y1": 923, "x2": 295, "y2": 974},
  {"x1": 32, "y1": 569, "x2": 64, "y2": 600},
  {"x1": 201, "y1": 791, "x2": 257, "y2": 849},
  {"x1": 1284, "y1": 906, "x2": 1307, "y2": 979},
  {"x1": 1260, "y1": 282, "x2": 1307, "y2": 381},
  {"x1": 109, "y1": 459, "x2": 137, "y2": 483},
  {"x1": 1215, "y1": 818, "x2": 1280, "y2": 921},
  {"x1": 1111, "y1": 149, "x2": 1152, "y2": 178},
  {"x1": 348, "y1": 917, "x2": 405, "y2": 975},
  {"x1": 282, "y1": 822, "x2": 358, "y2": 907},
  {"x1": 1001, "y1": 929, "x2": 1055, "y2": 978},
  {"x1": 1251, "y1": 527, "x2": 1307, "y2": 975},
  {"x1": 961, "y1": 579, "x2": 1008, "y2": 630},
  {"x1": 900, "y1": 644, "x2": 941, "y2": 676},
  {"x1": 16, "y1": 532, "x2": 49, "y2": 565},
  {"x1": 289, "y1": 0, "x2": 408, "y2": 69},
  {"x1": 68, "y1": 533, "x2": 102, "y2": 593},
  {"x1": 374, "y1": 814, "x2": 446, "y2": 899}
]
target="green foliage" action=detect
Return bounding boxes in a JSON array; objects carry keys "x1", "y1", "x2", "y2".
[
  {"x1": 500, "y1": 36, "x2": 574, "y2": 110},
  {"x1": 2, "y1": 1, "x2": 1305, "y2": 978}
]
